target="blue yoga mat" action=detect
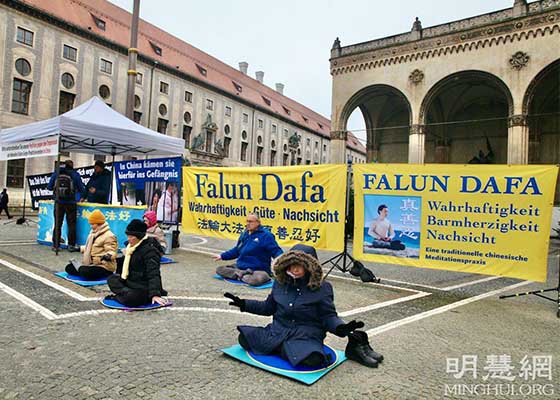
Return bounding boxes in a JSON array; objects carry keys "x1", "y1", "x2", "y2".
[
  {"x1": 160, "y1": 256, "x2": 176, "y2": 264},
  {"x1": 222, "y1": 344, "x2": 346, "y2": 385},
  {"x1": 55, "y1": 271, "x2": 108, "y2": 287},
  {"x1": 213, "y1": 274, "x2": 274, "y2": 289},
  {"x1": 100, "y1": 297, "x2": 173, "y2": 311}
]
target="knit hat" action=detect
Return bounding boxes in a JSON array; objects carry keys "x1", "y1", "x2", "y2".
[
  {"x1": 125, "y1": 219, "x2": 147, "y2": 238},
  {"x1": 88, "y1": 209, "x2": 106, "y2": 225},
  {"x1": 143, "y1": 211, "x2": 157, "y2": 228}
]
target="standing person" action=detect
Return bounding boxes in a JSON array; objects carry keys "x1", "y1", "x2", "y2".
[
  {"x1": 214, "y1": 213, "x2": 283, "y2": 286},
  {"x1": 107, "y1": 219, "x2": 168, "y2": 307},
  {"x1": 0, "y1": 188, "x2": 12, "y2": 219},
  {"x1": 85, "y1": 160, "x2": 111, "y2": 204},
  {"x1": 47, "y1": 160, "x2": 86, "y2": 252},
  {"x1": 158, "y1": 182, "x2": 179, "y2": 223},
  {"x1": 65, "y1": 209, "x2": 117, "y2": 280}
]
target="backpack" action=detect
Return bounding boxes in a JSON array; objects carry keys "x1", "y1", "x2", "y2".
[{"x1": 56, "y1": 172, "x2": 75, "y2": 200}]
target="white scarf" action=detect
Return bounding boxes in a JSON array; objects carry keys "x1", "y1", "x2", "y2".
[{"x1": 121, "y1": 236, "x2": 147, "y2": 280}]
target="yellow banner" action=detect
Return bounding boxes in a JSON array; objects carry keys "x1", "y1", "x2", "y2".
[
  {"x1": 353, "y1": 164, "x2": 559, "y2": 282},
  {"x1": 182, "y1": 165, "x2": 346, "y2": 251}
]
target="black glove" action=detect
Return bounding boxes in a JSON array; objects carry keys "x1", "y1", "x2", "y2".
[
  {"x1": 224, "y1": 292, "x2": 246, "y2": 311},
  {"x1": 334, "y1": 320, "x2": 365, "y2": 337},
  {"x1": 101, "y1": 254, "x2": 112, "y2": 262}
]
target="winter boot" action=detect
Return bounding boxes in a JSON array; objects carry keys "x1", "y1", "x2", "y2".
[
  {"x1": 345, "y1": 332, "x2": 378, "y2": 368},
  {"x1": 351, "y1": 330, "x2": 384, "y2": 363}
]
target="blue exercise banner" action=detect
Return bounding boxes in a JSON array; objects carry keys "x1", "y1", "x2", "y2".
[
  {"x1": 37, "y1": 201, "x2": 146, "y2": 248},
  {"x1": 114, "y1": 157, "x2": 182, "y2": 224}
]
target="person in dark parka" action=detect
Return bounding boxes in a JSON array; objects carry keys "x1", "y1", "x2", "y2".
[
  {"x1": 85, "y1": 160, "x2": 112, "y2": 204},
  {"x1": 107, "y1": 219, "x2": 168, "y2": 307},
  {"x1": 225, "y1": 244, "x2": 384, "y2": 368}
]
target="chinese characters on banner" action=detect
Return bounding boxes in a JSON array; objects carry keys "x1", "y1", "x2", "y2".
[
  {"x1": 353, "y1": 164, "x2": 559, "y2": 282},
  {"x1": 182, "y1": 165, "x2": 346, "y2": 251}
]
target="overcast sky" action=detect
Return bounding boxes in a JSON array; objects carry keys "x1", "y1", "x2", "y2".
[{"x1": 108, "y1": 0, "x2": 514, "y2": 143}]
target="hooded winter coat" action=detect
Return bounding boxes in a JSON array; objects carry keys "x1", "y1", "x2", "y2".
[
  {"x1": 238, "y1": 250, "x2": 344, "y2": 367},
  {"x1": 220, "y1": 226, "x2": 283, "y2": 273},
  {"x1": 121, "y1": 237, "x2": 167, "y2": 298}
]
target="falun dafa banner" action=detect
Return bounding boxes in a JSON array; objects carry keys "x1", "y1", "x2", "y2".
[
  {"x1": 182, "y1": 165, "x2": 346, "y2": 251},
  {"x1": 353, "y1": 164, "x2": 559, "y2": 282}
]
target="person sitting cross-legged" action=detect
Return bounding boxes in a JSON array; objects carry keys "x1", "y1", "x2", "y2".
[
  {"x1": 225, "y1": 244, "x2": 384, "y2": 368},
  {"x1": 214, "y1": 213, "x2": 283, "y2": 286},
  {"x1": 107, "y1": 219, "x2": 168, "y2": 307},
  {"x1": 65, "y1": 209, "x2": 117, "y2": 280}
]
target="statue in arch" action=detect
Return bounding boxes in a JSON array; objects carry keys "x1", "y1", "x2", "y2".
[{"x1": 468, "y1": 137, "x2": 494, "y2": 164}]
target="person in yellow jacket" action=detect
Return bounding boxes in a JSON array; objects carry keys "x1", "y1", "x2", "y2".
[{"x1": 65, "y1": 209, "x2": 117, "y2": 280}]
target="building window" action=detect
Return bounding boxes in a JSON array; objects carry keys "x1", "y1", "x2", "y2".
[
  {"x1": 100, "y1": 58, "x2": 112, "y2": 74},
  {"x1": 224, "y1": 124, "x2": 231, "y2": 135},
  {"x1": 185, "y1": 90, "x2": 192, "y2": 102},
  {"x1": 11, "y1": 78, "x2": 32, "y2": 115},
  {"x1": 315, "y1": 141, "x2": 319, "y2": 149},
  {"x1": 15, "y1": 58, "x2": 31, "y2": 76},
  {"x1": 58, "y1": 91, "x2": 75, "y2": 115},
  {"x1": 262, "y1": 96, "x2": 271, "y2": 106},
  {"x1": 242, "y1": 130, "x2": 248, "y2": 140},
  {"x1": 206, "y1": 99, "x2": 214, "y2": 110},
  {"x1": 98, "y1": 84, "x2": 110, "y2": 99},
  {"x1": 136, "y1": 72, "x2": 143, "y2": 85},
  {"x1": 158, "y1": 104, "x2": 167, "y2": 116},
  {"x1": 6, "y1": 159, "x2": 25, "y2": 188},
  {"x1": 283, "y1": 128, "x2": 289, "y2": 137},
  {"x1": 134, "y1": 95, "x2": 141, "y2": 109},
  {"x1": 157, "y1": 118, "x2": 168, "y2": 134},
  {"x1": 63, "y1": 44, "x2": 77, "y2": 62},
  {"x1": 258, "y1": 119, "x2": 264, "y2": 129},
  {"x1": 283, "y1": 106, "x2": 291, "y2": 115},
  {"x1": 184, "y1": 111, "x2": 191, "y2": 124},
  {"x1": 61, "y1": 73, "x2": 75, "y2": 89},
  {"x1": 306, "y1": 159, "x2": 311, "y2": 165},
  {"x1": 283, "y1": 143, "x2": 288, "y2": 152},
  {"x1": 297, "y1": 157, "x2": 302, "y2": 165},
  {"x1": 16, "y1": 27, "x2": 33, "y2": 47},
  {"x1": 302, "y1": 115, "x2": 309, "y2": 123},
  {"x1": 256, "y1": 147, "x2": 263, "y2": 165},
  {"x1": 271, "y1": 139, "x2": 276, "y2": 149},
  {"x1": 133, "y1": 111, "x2": 142, "y2": 124},
  {"x1": 225, "y1": 106, "x2": 232, "y2": 117},
  {"x1": 241, "y1": 142, "x2": 248, "y2": 162},
  {"x1": 323, "y1": 144, "x2": 327, "y2": 152},
  {"x1": 270, "y1": 150, "x2": 276, "y2": 166},
  {"x1": 149, "y1": 41, "x2": 162, "y2": 56},
  {"x1": 232, "y1": 81, "x2": 242, "y2": 93},
  {"x1": 242, "y1": 113, "x2": 249, "y2": 123},
  {"x1": 283, "y1": 153, "x2": 289, "y2": 166},
  {"x1": 271, "y1": 124, "x2": 277, "y2": 134},
  {"x1": 160, "y1": 81, "x2": 169, "y2": 94},
  {"x1": 306, "y1": 138, "x2": 310, "y2": 146},
  {"x1": 224, "y1": 137, "x2": 231, "y2": 158},
  {"x1": 257, "y1": 136, "x2": 263, "y2": 145},
  {"x1": 196, "y1": 64, "x2": 207, "y2": 77},
  {"x1": 91, "y1": 13, "x2": 106, "y2": 30},
  {"x1": 183, "y1": 125, "x2": 192, "y2": 148},
  {"x1": 205, "y1": 131, "x2": 213, "y2": 153}
]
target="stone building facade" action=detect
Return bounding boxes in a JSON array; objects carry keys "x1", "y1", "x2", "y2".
[
  {"x1": 330, "y1": 0, "x2": 559, "y2": 202},
  {"x1": 0, "y1": 0, "x2": 366, "y2": 204}
]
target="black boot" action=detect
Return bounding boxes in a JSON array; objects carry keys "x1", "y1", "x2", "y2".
[
  {"x1": 351, "y1": 331, "x2": 384, "y2": 363},
  {"x1": 345, "y1": 332, "x2": 378, "y2": 368}
]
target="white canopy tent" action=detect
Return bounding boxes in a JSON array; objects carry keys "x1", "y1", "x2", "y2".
[{"x1": 0, "y1": 96, "x2": 185, "y2": 156}]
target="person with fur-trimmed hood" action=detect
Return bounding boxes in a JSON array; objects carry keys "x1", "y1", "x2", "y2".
[{"x1": 225, "y1": 244, "x2": 384, "y2": 368}]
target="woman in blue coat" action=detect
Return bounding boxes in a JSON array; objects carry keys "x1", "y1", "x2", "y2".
[{"x1": 225, "y1": 245, "x2": 384, "y2": 368}]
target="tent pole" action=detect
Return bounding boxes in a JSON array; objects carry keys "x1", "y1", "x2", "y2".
[
  {"x1": 53, "y1": 138, "x2": 62, "y2": 256},
  {"x1": 109, "y1": 150, "x2": 116, "y2": 205}
]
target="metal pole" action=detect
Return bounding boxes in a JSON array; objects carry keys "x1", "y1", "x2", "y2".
[
  {"x1": 54, "y1": 139, "x2": 62, "y2": 255},
  {"x1": 125, "y1": 0, "x2": 140, "y2": 120}
]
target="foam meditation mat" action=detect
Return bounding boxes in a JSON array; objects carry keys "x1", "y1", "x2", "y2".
[
  {"x1": 100, "y1": 296, "x2": 173, "y2": 311},
  {"x1": 55, "y1": 271, "x2": 108, "y2": 287},
  {"x1": 160, "y1": 256, "x2": 176, "y2": 264},
  {"x1": 222, "y1": 344, "x2": 346, "y2": 385},
  {"x1": 213, "y1": 274, "x2": 274, "y2": 289}
]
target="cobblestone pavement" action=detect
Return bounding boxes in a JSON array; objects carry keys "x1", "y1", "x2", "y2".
[{"x1": 0, "y1": 221, "x2": 558, "y2": 399}]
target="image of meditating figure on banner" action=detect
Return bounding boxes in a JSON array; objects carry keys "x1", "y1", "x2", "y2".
[
  {"x1": 363, "y1": 195, "x2": 421, "y2": 258},
  {"x1": 65, "y1": 209, "x2": 117, "y2": 280},
  {"x1": 225, "y1": 245, "x2": 384, "y2": 368},
  {"x1": 214, "y1": 213, "x2": 283, "y2": 286}
]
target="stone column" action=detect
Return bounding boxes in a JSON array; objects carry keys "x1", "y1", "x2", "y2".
[
  {"x1": 330, "y1": 130, "x2": 348, "y2": 164},
  {"x1": 507, "y1": 114, "x2": 529, "y2": 164},
  {"x1": 408, "y1": 124, "x2": 425, "y2": 164}
]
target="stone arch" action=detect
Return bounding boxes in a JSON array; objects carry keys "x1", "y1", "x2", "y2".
[
  {"x1": 419, "y1": 70, "x2": 514, "y2": 164},
  {"x1": 522, "y1": 59, "x2": 560, "y2": 203},
  {"x1": 339, "y1": 84, "x2": 412, "y2": 163}
]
